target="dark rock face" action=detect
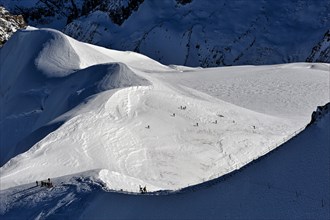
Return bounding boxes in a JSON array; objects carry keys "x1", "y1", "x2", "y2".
[
  {"x1": 307, "y1": 103, "x2": 330, "y2": 127},
  {"x1": 11, "y1": 0, "x2": 86, "y2": 25},
  {"x1": 7, "y1": 0, "x2": 143, "y2": 26},
  {"x1": 13, "y1": 1, "x2": 69, "y2": 24},
  {"x1": 0, "y1": 7, "x2": 26, "y2": 47},
  {"x1": 306, "y1": 30, "x2": 330, "y2": 63},
  {"x1": 176, "y1": 0, "x2": 193, "y2": 5},
  {"x1": 2, "y1": 0, "x2": 330, "y2": 67},
  {"x1": 108, "y1": 0, "x2": 144, "y2": 25}
]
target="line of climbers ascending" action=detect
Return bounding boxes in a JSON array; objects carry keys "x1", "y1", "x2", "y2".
[
  {"x1": 36, "y1": 178, "x2": 53, "y2": 188},
  {"x1": 145, "y1": 105, "x2": 256, "y2": 130}
]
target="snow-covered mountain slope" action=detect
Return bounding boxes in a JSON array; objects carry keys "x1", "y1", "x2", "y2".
[
  {"x1": 0, "y1": 6, "x2": 26, "y2": 47},
  {"x1": 0, "y1": 27, "x2": 158, "y2": 165},
  {"x1": 0, "y1": 28, "x2": 329, "y2": 192},
  {"x1": 1, "y1": 0, "x2": 329, "y2": 67},
  {"x1": 1, "y1": 106, "x2": 329, "y2": 219}
]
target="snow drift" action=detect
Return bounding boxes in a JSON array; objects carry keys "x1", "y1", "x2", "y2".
[
  {"x1": 1, "y1": 105, "x2": 329, "y2": 219},
  {"x1": 0, "y1": 28, "x2": 329, "y2": 193},
  {"x1": 0, "y1": 28, "x2": 152, "y2": 165}
]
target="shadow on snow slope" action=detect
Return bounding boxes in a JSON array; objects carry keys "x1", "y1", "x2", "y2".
[
  {"x1": 0, "y1": 38, "x2": 150, "y2": 166},
  {"x1": 0, "y1": 28, "x2": 152, "y2": 166},
  {"x1": 1, "y1": 107, "x2": 329, "y2": 219},
  {"x1": 0, "y1": 62, "x2": 150, "y2": 166}
]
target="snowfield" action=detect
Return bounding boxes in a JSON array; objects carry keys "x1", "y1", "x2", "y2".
[
  {"x1": 0, "y1": 28, "x2": 329, "y2": 193},
  {"x1": 1, "y1": 108, "x2": 329, "y2": 219}
]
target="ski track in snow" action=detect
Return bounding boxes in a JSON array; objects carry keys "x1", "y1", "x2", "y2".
[{"x1": 0, "y1": 28, "x2": 329, "y2": 194}]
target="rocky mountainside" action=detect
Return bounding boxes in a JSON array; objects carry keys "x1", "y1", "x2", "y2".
[
  {"x1": 1, "y1": 0, "x2": 329, "y2": 66},
  {"x1": 0, "y1": 0, "x2": 139, "y2": 28},
  {"x1": 0, "y1": 7, "x2": 26, "y2": 47},
  {"x1": 308, "y1": 102, "x2": 330, "y2": 126},
  {"x1": 306, "y1": 30, "x2": 330, "y2": 63}
]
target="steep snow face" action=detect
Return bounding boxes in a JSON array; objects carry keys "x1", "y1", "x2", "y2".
[
  {"x1": 4, "y1": 0, "x2": 330, "y2": 67},
  {"x1": 0, "y1": 28, "x2": 329, "y2": 192}
]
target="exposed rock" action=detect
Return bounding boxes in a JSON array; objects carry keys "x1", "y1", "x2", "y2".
[
  {"x1": 0, "y1": 7, "x2": 26, "y2": 47},
  {"x1": 2, "y1": 1, "x2": 330, "y2": 67},
  {"x1": 176, "y1": 0, "x2": 193, "y2": 5},
  {"x1": 7, "y1": 0, "x2": 142, "y2": 27},
  {"x1": 307, "y1": 103, "x2": 330, "y2": 127},
  {"x1": 306, "y1": 30, "x2": 330, "y2": 63},
  {"x1": 107, "y1": 0, "x2": 144, "y2": 25}
]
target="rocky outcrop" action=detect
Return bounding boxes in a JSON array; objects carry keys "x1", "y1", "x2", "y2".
[
  {"x1": 176, "y1": 0, "x2": 193, "y2": 5},
  {"x1": 12, "y1": 0, "x2": 85, "y2": 25},
  {"x1": 307, "y1": 103, "x2": 330, "y2": 127},
  {"x1": 2, "y1": 1, "x2": 330, "y2": 67},
  {"x1": 7, "y1": 0, "x2": 143, "y2": 27},
  {"x1": 107, "y1": 0, "x2": 144, "y2": 25},
  {"x1": 306, "y1": 30, "x2": 330, "y2": 63},
  {"x1": 0, "y1": 7, "x2": 26, "y2": 47}
]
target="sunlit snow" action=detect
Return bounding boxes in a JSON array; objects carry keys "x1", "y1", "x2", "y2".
[{"x1": 0, "y1": 28, "x2": 329, "y2": 193}]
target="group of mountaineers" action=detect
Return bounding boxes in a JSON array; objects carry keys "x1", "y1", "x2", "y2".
[{"x1": 32, "y1": 103, "x2": 257, "y2": 194}]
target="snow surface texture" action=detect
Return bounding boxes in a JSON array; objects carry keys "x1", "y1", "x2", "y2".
[
  {"x1": 1, "y1": 108, "x2": 329, "y2": 219},
  {"x1": 1, "y1": 0, "x2": 330, "y2": 66},
  {"x1": 0, "y1": 28, "x2": 329, "y2": 193}
]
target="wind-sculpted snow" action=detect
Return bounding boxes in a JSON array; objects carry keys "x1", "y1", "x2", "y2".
[
  {"x1": 0, "y1": 63, "x2": 150, "y2": 165},
  {"x1": 0, "y1": 28, "x2": 151, "y2": 165},
  {"x1": 0, "y1": 28, "x2": 329, "y2": 194},
  {"x1": 0, "y1": 109, "x2": 329, "y2": 219}
]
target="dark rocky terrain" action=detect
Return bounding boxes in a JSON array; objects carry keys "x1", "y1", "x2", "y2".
[{"x1": 1, "y1": 0, "x2": 329, "y2": 66}]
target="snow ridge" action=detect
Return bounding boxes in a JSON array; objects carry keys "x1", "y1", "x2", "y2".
[
  {"x1": 0, "y1": 28, "x2": 329, "y2": 193},
  {"x1": 1, "y1": 107, "x2": 329, "y2": 219}
]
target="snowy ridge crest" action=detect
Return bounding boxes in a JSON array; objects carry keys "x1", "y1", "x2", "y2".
[
  {"x1": 0, "y1": 28, "x2": 152, "y2": 167},
  {"x1": 0, "y1": 27, "x2": 329, "y2": 193}
]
